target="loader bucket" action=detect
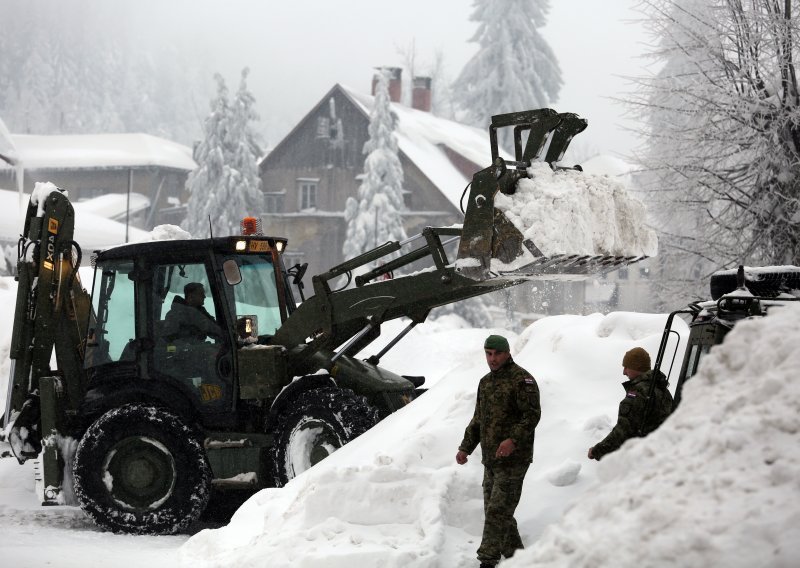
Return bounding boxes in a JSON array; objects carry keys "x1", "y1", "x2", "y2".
[{"x1": 455, "y1": 110, "x2": 652, "y2": 282}]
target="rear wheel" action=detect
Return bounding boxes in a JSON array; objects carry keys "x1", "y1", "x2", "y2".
[
  {"x1": 268, "y1": 387, "x2": 379, "y2": 486},
  {"x1": 73, "y1": 404, "x2": 211, "y2": 534}
]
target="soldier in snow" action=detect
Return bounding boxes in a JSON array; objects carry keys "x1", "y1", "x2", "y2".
[
  {"x1": 456, "y1": 335, "x2": 541, "y2": 568},
  {"x1": 588, "y1": 347, "x2": 673, "y2": 461}
]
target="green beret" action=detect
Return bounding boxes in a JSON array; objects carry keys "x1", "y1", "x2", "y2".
[{"x1": 484, "y1": 334, "x2": 510, "y2": 352}]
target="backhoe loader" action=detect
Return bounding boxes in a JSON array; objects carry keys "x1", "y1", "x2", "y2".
[{"x1": 2, "y1": 109, "x2": 647, "y2": 534}]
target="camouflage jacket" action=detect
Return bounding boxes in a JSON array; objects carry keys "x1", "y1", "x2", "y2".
[
  {"x1": 592, "y1": 369, "x2": 673, "y2": 460},
  {"x1": 459, "y1": 358, "x2": 541, "y2": 465}
]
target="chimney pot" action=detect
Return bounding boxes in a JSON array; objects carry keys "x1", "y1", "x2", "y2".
[
  {"x1": 412, "y1": 76, "x2": 432, "y2": 112},
  {"x1": 372, "y1": 67, "x2": 403, "y2": 103}
]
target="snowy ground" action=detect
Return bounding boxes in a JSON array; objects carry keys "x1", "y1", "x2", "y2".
[
  {"x1": 1, "y1": 268, "x2": 678, "y2": 567},
  {"x1": 1, "y1": 277, "x2": 799, "y2": 567},
  {"x1": 1, "y1": 179, "x2": 798, "y2": 566}
]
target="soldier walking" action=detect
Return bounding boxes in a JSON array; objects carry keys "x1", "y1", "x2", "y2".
[
  {"x1": 456, "y1": 335, "x2": 541, "y2": 568},
  {"x1": 588, "y1": 347, "x2": 673, "y2": 461}
]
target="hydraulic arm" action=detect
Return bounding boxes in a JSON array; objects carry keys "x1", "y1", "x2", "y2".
[
  {"x1": 271, "y1": 110, "x2": 647, "y2": 373},
  {"x1": 4, "y1": 186, "x2": 91, "y2": 480}
]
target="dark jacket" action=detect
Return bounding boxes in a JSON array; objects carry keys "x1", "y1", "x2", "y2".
[
  {"x1": 162, "y1": 296, "x2": 223, "y2": 343},
  {"x1": 459, "y1": 358, "x2": 541, "y2": 465},
  {"x1": 592, "y1": 369, "x2": 673, "y2": 460}
]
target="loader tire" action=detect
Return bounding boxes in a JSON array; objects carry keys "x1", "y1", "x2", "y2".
[
  {"x1": 73, "y1": 404, "x2": 211, "y2": 535},
  {"x1": 268, "y1": 387, "x2": 379, "y2": 487}
]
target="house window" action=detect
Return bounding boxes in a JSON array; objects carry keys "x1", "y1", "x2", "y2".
[
  {"x1": 617, "y1": 267, "x2": 629, "y2": 280},
  {"x1": 639, "y1": 266, "x2": 650, "y2": 278},
  {"x1": 264, "y1": 191, "x2": 285, "y2": 213},
  {"x1": 297, "y1": 179, "x2": 318, "y2": 210}
]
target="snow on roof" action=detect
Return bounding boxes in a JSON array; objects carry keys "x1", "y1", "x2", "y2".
[
  {"x1": 580, "y1": 154, "x2": 634, "y2": 178},
  {"x1": 341, "y1": 86, "x2": 494, "y2": 211},
  {"x1": 0, "y1": 133, "x2": 197, "y2": 171},
  {"x1": 73, "y1": 192, "x2": 151, "y2": 220},
  {"x1": 0, "y1": 187, "x2": 150, "y2": 250}
]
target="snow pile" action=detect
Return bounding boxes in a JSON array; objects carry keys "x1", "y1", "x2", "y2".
[
  {"x1": 30, "y1": 181, "x2": 63, "y2": 216},
  {"x1": 3, "y1": 133, "x2": 196, "y2": 171},
  {"x1": 180, "y1": 312, "x2": 683, "y2": 568},
  {"x1": 135, "y1": 224, "x2": 193, "y2": 241},
  {"x1": 506, "y1": 302, "x2": 800, "y2": 568},
  {"x1": 495, "y1": 163, "x2": 657, "y2": 258}
]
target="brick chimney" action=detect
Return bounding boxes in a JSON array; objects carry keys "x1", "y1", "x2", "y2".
[
  {"x1": 372, "y1": 67, "x2": 402, "y2": 103},
  {"x1": 412, "y1": 76, "x2": 432, "y2": 112}
]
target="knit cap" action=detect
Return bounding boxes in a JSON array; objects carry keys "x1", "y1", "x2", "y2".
[
  {"x1": 484, "y1": 334, "x2": 510, "y2": 352},
  {"x1": 622, "y1": 347, "x2": 651, "y2": 372}
]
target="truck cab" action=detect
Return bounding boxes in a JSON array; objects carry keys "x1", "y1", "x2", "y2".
[{"x1": 85, "y1": 236, "x2": 295, "y2": 428}]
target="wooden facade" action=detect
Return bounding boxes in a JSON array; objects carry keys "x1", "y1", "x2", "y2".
[{"x1": 259, "y1": 84, "x2": 464, "y2": 278}]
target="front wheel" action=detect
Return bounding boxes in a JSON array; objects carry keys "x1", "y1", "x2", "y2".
[
  {"x1": 73, "y1": 404, "x2": 211, "y2": 534},
  {"x1": 268, "y1": 387, "x2": 379, "y2": 486}
]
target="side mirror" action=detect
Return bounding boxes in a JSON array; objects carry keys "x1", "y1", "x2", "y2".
[{"x1": 223, "y1": 259, "x2": 242, "y2": 285}]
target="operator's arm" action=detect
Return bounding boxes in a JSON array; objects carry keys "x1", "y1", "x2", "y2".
[
  {"x1": 195, "y1": 307, "x2": 224, "y2": 340},
  {"x1": 591, "y1": 392, "x2": 643, "y2": 460}
]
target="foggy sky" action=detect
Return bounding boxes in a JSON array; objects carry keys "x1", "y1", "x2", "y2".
[{"x1": 7, "y1": 0, "x2": 650, "y2": 159}]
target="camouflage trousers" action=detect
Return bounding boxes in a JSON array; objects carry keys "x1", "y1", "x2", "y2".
[{"x1": 477, "y1": 462, "x2": 530, "y2": 565}]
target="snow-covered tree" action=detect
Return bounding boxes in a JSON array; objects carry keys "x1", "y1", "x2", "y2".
[
  {"x1": 629, "y1": 0, "x2": 800, "y2": 307},
  {"x1": 452, "y1": 0, "x2": 562, "y2": 143},
  {"x1": 0, "y1": 0, "x2": 206, "y2": 143},
  {"x1": 342, "y1": 71, "x2": 407, "y2": 271},
  {"x1": 184, "y1": 70, "x2": 262, "y2": 238}
]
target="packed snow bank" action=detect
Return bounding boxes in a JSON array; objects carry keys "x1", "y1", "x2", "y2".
[
  {"x1": 506, "y1": 302, "x2": 800, "y2": 568},
  {"x1": 134, "y1": 224, "x2": 193, "y2": 241},
  {"x1": 181, "y1": 312, "x2": 684, "y2": 568},
  {"x1": 495, "y1": 163, "x2": 657, "y2": 258}
]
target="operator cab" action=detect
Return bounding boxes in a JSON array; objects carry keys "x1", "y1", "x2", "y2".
[{"x1": 84, "y1": 234, "x2": 296, "y2": 422}]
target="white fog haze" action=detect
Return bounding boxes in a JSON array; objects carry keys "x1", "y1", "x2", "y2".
[{"x1": 0, "y1": 0, "x2": 648, "y2": 155}]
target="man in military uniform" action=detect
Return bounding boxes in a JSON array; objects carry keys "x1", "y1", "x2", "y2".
[
  {"x1": 456, "y1": 335, "x2": 541, "y2": 568},
  {"x1": 588, "y1": 347, "x2": 673, "y2": 461}
]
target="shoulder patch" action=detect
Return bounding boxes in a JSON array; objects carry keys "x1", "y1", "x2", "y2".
[
  {"x1": 626, "y1": 391, "x2": 637, "y2": 398},
  {"x1": 524, "y1": 378, "x2": 535, "y2": 385}
]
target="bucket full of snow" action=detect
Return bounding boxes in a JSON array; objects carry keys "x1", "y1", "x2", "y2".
[{"x1": 455, "y1": 160, "x2": 657, "y2": 282}]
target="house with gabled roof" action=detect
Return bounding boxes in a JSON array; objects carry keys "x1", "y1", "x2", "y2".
[{"x1": 258, "y1": 69, "x2": 494, "y2": 278}]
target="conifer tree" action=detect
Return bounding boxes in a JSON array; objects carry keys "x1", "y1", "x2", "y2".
[
  {"x1": 453, "y1": 0, "x2": 562, "y2": 146},
  {"x1": 184, "y1": 70, "x2": 262, "y2": 238},
  {"x1": 342, "y1": 70, "x2": 407, "y2": 269}
]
